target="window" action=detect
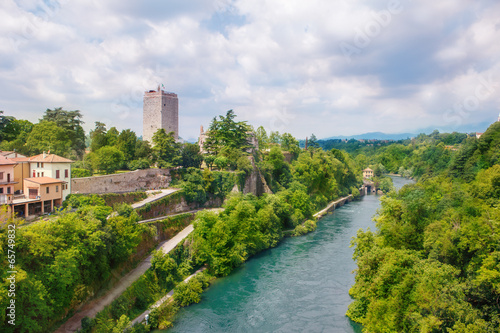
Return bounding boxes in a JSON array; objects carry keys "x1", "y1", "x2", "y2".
[
  {"x1": 37, "y1": 162, "x2": 40, "y2": 168},
  {"x1": 65, "y1": 169, "x2": 69, "y2": 178},
  {"x1": 56, "y1": 170, "x2": 60, "y2": 179},
  {"x1": 33, "y1": 170, "x2": 35, "y2": 177},
  {"x1": 37, "y1": 172, "x2": 40, "y2": 177},
  {"x1": 41, "y1": 172, "x2": 44, "y2": 177},
  {"x1": 41, "y1": 163, "x2": 44, "y2": 168},
  {"x1": 46, "y1": 187, "x2": 49, "y2": 194},
  {"x1": 7, "y1": 187, "x2": 10, "y2": 194},
  {"x1": 0, "y1": 188, "x2": 3, "y2": 194},
  {"x1": 0, "y1": 172, "x2": 3, "y2": 180},
  {"x1": 56, "y1": 185, "x2": 59, "y2": 192}
]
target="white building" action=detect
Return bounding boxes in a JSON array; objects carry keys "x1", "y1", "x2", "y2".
[{"x1": 29, "y1": 153, "x2": 73, "y2": 199}]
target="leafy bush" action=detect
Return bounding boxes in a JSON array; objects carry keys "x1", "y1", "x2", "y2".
[
  {"x1": 71, "y1": 167, "x2": 92, "y2": 178},
  {"x1": 128, "y1": 158, "x2": 151, "y2": 170}
]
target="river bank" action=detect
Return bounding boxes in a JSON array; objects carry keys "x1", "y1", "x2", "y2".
[{"x1": 156, "y1": 177, "x2": 413, "y2": 332}]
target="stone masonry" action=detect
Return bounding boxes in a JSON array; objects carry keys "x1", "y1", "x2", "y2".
[
  {"x1": 71, "y1": 169, "x2": 172, "y2": 194},
  {"x1": 143, "y1": 86, "x2": 179, "y2": 143}
]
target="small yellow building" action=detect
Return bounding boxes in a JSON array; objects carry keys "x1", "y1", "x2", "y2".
[{"x1": 363, "y1": 168, "x2": 374, "y2": 179}]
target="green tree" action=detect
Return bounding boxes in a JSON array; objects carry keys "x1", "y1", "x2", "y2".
[
  {"x1": 204, "y1": 110, "x2": 251, "y2": 155},
  {"x1": 256, "y1": 126, "x2": 269, "y2": 150},
  {"x1": 117, "y1": 129, "x2": 137, "y2": 162},
  {"x1": 90, "y1": 122, "x2": 108, "y2": 152},
  {"x1": 0, "y1": 110, "x2": 15, "y2": 141},
  {"x1": 92, "y1": 146, "x2": 125, "y2": 174},
  {"x1": 42, "y1": 108, "x2": 85, "y2": 158},
  {"x1": 180, "y1": 143, "x2": 203, "y2": 168},
  {"x1": 135, "y1": 139, "x2": 152, "y2": 159},
  {"x1": 106, "y1": 127, "x2": 120, "y2": 147},
  {"x1": 25, "y1": 121, "x2": 72, "y2": 156},
  {"x1": 269, "y1": 131, "x2": 281, "y2": 145},
  {"x1": 152, "y1": 129, "x2": 181, "y2": 167},
  {"x1": 280, "y1": 132, "x2": 300, "y2": 158},
  {"x1": 308, "y1": 133, "x2": 319, "y2": 148}
]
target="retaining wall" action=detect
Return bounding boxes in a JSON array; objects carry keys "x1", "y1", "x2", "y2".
[{"x1": 71, "y1": 169, "x2": 172, "y2": 194}]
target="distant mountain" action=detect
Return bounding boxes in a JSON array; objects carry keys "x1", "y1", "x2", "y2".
[{"x1": 322, "y1": 132, "x2": 418, "y2": 141}]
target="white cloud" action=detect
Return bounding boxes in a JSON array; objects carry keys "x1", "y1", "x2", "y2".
[{"x1": 1, "y1": 0, "x2": 500, "y2": 140}]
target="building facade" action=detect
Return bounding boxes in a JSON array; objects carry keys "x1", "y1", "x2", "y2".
[
  {"x1": 28, "y1": 153, "x2": 73, "y2": 199},
  {"x1": 9, "y1": 177, "x2": 65, "y2": 218},
  {"x1": 363, "y1": 168, "x2": 374, "y2": 179},
  {"x1": 0, "y1": 157, "x2": 17, "y2": 208},
  {"x1": 143, "y1": 86, "x2": 179, "y2": 144}
]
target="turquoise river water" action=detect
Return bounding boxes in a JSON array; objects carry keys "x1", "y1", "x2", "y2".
[{"x1": 159, "y1": 177, "x2": 413, "y2": 333}]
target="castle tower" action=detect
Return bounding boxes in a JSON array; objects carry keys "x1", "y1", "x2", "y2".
[{"x1": 143, "y1": 85, "x2": 179, "y2": 143}]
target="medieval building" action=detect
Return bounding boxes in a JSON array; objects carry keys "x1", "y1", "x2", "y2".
[{"x1": 143, "y1": 86, "x2": 179, "y2": 143}]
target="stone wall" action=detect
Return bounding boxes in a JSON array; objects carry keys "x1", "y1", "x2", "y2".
[{"x1": 71, "y1": 169, "x2": 172, "y2": 194}]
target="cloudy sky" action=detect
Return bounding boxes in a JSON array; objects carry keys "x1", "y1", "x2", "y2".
[{"x1": 2, "y1": 0, "x2": 500, "y2": 141}]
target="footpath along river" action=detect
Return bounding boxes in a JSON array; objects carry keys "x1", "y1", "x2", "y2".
[{"x1": 159, "y1": 176, "x2": 413, "y2": 333}]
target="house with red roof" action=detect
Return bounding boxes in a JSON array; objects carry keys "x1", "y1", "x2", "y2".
[{"x1": 28, "y1": 152, "x2": 73, "y2": 199}]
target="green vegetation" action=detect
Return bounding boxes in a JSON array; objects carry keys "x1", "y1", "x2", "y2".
[
  {"x1": 347, "y1": 122, "x2": 500, "y2": 332},
  {"x1": 0, "y1": 108, "x2": 365, "y2": 332},
  {"x1": 0, "y1": 203, "x2": 152, "y2": 332}
]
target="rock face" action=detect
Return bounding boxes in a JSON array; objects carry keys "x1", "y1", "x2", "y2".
[{"x1": 242, "y1": 156, "x2": 272, "y2": 196}]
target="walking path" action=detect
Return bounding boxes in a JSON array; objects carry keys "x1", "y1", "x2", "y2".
[
  {"x1": 129, "y1": 267, "x2": 207, "y2": 327},
  {"x1": 313, "y1": 195, "x2": 353, "y2": 218},
  {"x1": 137, "y1": 208, "x2": 224, "y2": 224},
  {"x1": 54, "y1": 224, "x2": 194, "y2": 333},
  {"x1": 131, "y1": 189, "x2": 179, "y2": 209}
]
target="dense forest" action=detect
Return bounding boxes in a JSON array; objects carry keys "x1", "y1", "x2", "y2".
[{"x1": 347, "y1": 122, "x2": 500, "y2": 332}]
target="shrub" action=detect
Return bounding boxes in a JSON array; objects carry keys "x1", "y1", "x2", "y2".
[
  {"x1": 128, "y1": 159, "x2": 151, "y2": 170},
  {"x1": 72, "y1": 167, "x2": 92, "y2": 178}
]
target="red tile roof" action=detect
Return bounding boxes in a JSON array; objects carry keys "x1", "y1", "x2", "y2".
[
  {"x1": 0, "y1": 156, "x2": 17, "y2": 165},
  {"x1": 10, "y1": 157, "x2": 30, "y2": 162},
  {"x1": 29, "y1": 154, "x2": 73, "y2": 163},
  {"x1": 24, "y1": 177, "x2": 66, "y2": 185}
]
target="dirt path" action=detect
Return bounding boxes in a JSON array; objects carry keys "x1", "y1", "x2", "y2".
[{"x1": 54, "y1": 224, "x2": 194, "y2": 333}]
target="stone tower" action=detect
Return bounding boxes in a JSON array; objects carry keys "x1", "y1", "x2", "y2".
[{"x1": 143, "y1": 85, "x2": 179, "y2": 143}]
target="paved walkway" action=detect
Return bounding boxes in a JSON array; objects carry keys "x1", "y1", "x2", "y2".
[
  {"x1": 313, "y1": 195, "x2": 352, "y2": 218},
  {"x1": 129, "y1": 267, "x2": 206, "y2": 327},
  {"x1": 137, "y1": 208, "x2": 224, "y2": 224},
  {"x1": 131, "y1": 189, "x2": 179, "y2": 209},
  {"x1": 54, "y1": 224, "x2": 194, "y2": 333}
]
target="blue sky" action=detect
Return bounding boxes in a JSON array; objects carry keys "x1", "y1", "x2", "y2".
[{"x1": 1, "y1": 0, "x2": 500, "y2": 141}]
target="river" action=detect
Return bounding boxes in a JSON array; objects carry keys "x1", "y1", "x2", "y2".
[{"x1": 160, "y1": 176, "x2": 413, "y2": 333}]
